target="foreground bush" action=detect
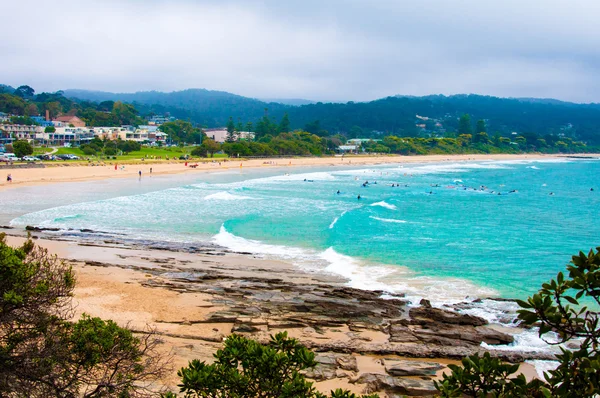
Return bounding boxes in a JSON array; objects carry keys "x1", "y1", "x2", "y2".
[
  {"x1": 168, "y1": 332, "x2": 378, "y2": 398},
  {"x1": 0, "y1": 234, "x2": 171, "y2": 397},
  {"x1": 435, "y1": 247, "x2": 600, "y2": 397}
]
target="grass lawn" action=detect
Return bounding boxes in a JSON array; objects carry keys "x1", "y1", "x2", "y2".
[
  {"x1": 47, "y1": 145, "x2": 230, "y2": 163},
  {"x1": 33, "y1": 147, "x2": 53, "y2": 155}
]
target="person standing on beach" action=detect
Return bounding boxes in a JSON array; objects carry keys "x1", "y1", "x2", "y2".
[
  {"x1": 6, "y1": 174, "x2": 12, "y2": 183},
  {"x1": 150, "y1": 167, "x2": 152, "y2": 174},
  {"x1": 138, "y1": 170, "x2": 142, "y2": 180}
]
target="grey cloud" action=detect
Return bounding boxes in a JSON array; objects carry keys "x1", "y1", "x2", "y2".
[{"x1": 2, "y1": 0, "x2": 600, "y2": 102}]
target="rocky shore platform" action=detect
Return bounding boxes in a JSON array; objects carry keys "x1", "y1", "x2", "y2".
[{"x1": 5, "y1": 231, "x2": 551, "y2": 397}]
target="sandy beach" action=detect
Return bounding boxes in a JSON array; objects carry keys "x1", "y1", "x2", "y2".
[{"x1": 0, "y1": 153, "x2": 588, "y2": 191}]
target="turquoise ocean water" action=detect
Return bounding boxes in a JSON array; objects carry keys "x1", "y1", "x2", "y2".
[{"x1": 10, "y1": 158, "x2": 599, "y2": 308}]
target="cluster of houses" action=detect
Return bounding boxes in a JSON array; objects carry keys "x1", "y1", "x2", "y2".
[
  {"x1": 0, "y1": 112, "x2": 169, "y2": 146},
  {"x1": 0, "y1": 111, "x2": 376, "y2": 153},
  {"x1": 0, "y1": 112, "x2": 262, "y2": 147}
]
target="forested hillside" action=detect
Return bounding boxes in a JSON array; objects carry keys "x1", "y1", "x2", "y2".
[
  {"x1": 63, "y1": 89, "x2": 600, "y2": 144},
  {"x1": 64, "y1": 89, "x2": 289, "y2": 128}
]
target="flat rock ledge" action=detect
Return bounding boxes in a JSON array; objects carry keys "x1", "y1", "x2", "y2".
[{"x1": 75, "y1": 250, "x2": 554, "y2": 397}]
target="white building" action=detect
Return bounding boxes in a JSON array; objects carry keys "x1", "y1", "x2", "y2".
[
  {"x1": 35, "y1": 127, "x2": 95, "y2": 145},
  {"x1": 204, "y1": 129, "x2": 255, "y2": 143},
  {"x1": 1, "y1": 124, "x2": 44, "y2": 141}
]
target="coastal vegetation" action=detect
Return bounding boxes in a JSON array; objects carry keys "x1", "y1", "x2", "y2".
[
  {"x1": 435, "y1": 247, "x2": 600, "y2": 397},
  {"x1": 0, "y1": 234, "x2": 171, "y2": 397},
  {"x1": 167, "y1": 332, "x2": 378, "y2": 398},
  {"x1": 58, "y1": 87, "x2": 600, "y2": 145},
  {"x1": 0, "y1": 85, "x2": 145, "y2": 127},
  {"x1": 11, "y1": 140, "x2": 33, "y2": 158}
]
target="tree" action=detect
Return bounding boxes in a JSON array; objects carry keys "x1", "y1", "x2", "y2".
[
  {"x1": 160, "y1": 121, "x2": 201, "y2": 144},
  {"x1": 173, "y1": 332, "x2": 378, "y2": 398},
  {"x1": 458, "y1": 114, "x2": 472, "y2": 136},
  {"x1": 117, "y1": 140, "x2": 141, "y2": 154},
  {"x1": 202, "y1": 138, "x2": 221, "y2": 157},
  {"x1": 24, "y1": 103, "x2": 39, "y2": 116},
  {"x1": 255, "y1": 110, "x2": 276, "y2": 139},
  {"x1": 44, "y1": 126, "x2": 56, "y2": 133},
  {"x1": 436, "y1": 247, "x2": 600, "y2": 398},
  {"x1": 43, "y1": 101, "x2": 63, "y2": 119},
  {"x1": 226, "y1": 117, "x2": 236, "y2": 142},
  {"x1": 112, "y1": 101, "x2": 143, "y2": 126},
  {"x1": 0, "y1": 234, "x2": 171, "y2": 397},
  {"x1": 349, "y1": 125, "x2": 362, "y2": 139},
  {"x1": 476, "y1": 119, "x2": 487, "y2": 134},
  {"x1": 278, "y1": 113, "x2": 290, "y2": 133},
  {"x1": 304, "y1": 120, "x2": 321, "y2": 135},
  {"x1": 13, "y1": 85, "x2": 35, "y2": 98},
  {"x1": 81, "y1": 145, "x2": 97, "y2": 156},
  {"x1": 12, "y1": 140, "x2": 33, "y2": 158}
]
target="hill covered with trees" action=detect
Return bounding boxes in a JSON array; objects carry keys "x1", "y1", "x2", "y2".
[
  {"x1": 0, "y1": 85, "x2": 145, "y2": 127},
  {"x1": 62, "y1": 88, "x2": 600, "y2": 145}
]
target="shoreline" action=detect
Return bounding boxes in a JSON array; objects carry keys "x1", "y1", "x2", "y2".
[
  {"x1": 3, "y1": 233, "x2": 545, "y2": 395},
  {"x1": 1, "y1": 153, "x2": 593, "y2": 191}
]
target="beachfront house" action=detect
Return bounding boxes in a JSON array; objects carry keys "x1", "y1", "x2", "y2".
[
  {"x1": 1, "y1": 124, "x2": 44, "y2": 142},
  {"x1": 147, "y1": 115, "x2": 175, "y2": 126},
  {"x1": 30, "y1": 116, "x2": 54, "y2": 127},
  {"x1": 203, "y1": 128, "x2": 255, "y2": 143},
  {"x1": 0, "y1": 128, "x2": 13, "y2": 145},
  {"x1": 52, "y1": 115, "x2": 86, "y2": 128},
  {"x1": 35, "y1": 127, "x2": 94, "y2": 146},
  {"x1": 337, "y1": 145, "x2": 359, "y2": 154}
]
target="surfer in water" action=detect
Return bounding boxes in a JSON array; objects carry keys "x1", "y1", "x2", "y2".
[{"x1": 357, "y1": 195, "x2": 361, "y2": 200}]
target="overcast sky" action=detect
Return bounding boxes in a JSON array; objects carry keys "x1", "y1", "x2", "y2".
[{"x1": 3, "y1": 0, "x2": 600, "y2": 102}]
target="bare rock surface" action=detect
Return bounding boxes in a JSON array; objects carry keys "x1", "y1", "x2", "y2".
[
  {"x1": 383, "y1": 359, "x2": 444, "y2": 377},
  {"x1": 5, "y1": 233, "x2": 550, "y2": 397}
]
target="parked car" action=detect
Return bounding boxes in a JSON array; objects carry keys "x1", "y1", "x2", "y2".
[
  {"x1": 0, "y1": 153, "x2": 20, "y2": 162},
  {"x1": 57, "y1": 154, "x2": 79, "y2": 160},
  {"x1": 40, "y1": 154, "x2": 57, "y2": 161},
  {"x1": 22, "y1": 156, "x2": 40, "y2": 162}
]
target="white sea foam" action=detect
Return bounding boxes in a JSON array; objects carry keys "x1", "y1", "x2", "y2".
[
  {"x1": 212, "y1": 227, "x2": 498, "y2": 308},
  {"x1": 482, "y1": 328, "x2": 563, "y2": 354},
  {"x1": 329, "y1": 210, "x2": 349, "y2": 229},
  {"x1": 257, "y1": 171, "x2": 336, "y2": 182},
  {"x1": 525, "y1": 360, "x2": 560, "y2": 379},
  {"x1": 212, "y1": 225, "x2": 311, "y2": 258},
  {"x1": 204, "y1": 192, "x2": 254, "y2": 201},
  {"x1": 370, "y1": 201, "x2": 397, "y2": 210},
  {"x1": 370, "y1": 216, "x2": 406, "y2": 224},
  {"x1": 456, "y1": 299, "x2": 520, "y2": 325},
  {"x1": 319, "y1": 247, "x2": 395, "y2": 291},
  {"x1": 528, "y1": 166, "x2": 541, "y2": 170},
  {"x1": 329, "y1": 217, "x2": 339, "y2": 229},
  {"x1": 495, "y1": 158, "x2": 571, "y2": 165}
]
